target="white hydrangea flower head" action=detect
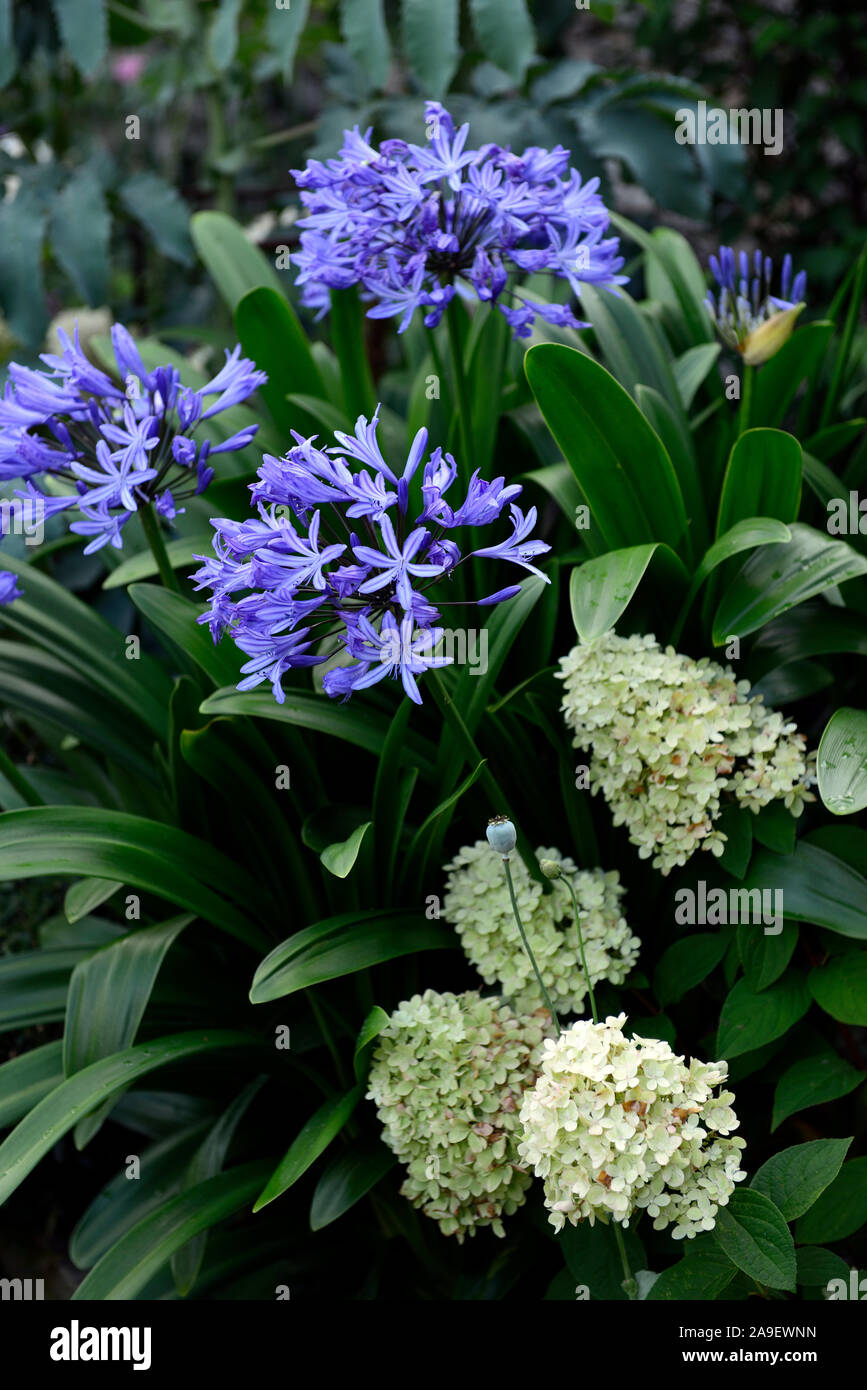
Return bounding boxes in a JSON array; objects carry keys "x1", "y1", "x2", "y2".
[
  {"x1": 367, "y1": 989, "x2": 554, "y2": 1241},
  {"x1": 559, "y1": 630, "x2": 816, "y2": 875},
  {"x1": 518, "y1": 1013, "x2": 746, "y2": 1238},
  {"x1": 442, "y1": 841, "x2": 640, "y2": 1015}
]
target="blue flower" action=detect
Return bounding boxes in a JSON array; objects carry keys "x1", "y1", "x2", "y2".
[
  {"x1": 0, "y1": 323, "x2": 267, "y2": 554},
  {"x1": 0, "y1": 570, "x2": 22, "y2": 604},
  {"x1": 291, "y1": 101, "x2": 626, "y2": 337},
  {"x1": 194, "y1": 407, "x2": 551, "y2": 704},
  {"x1": 706, "y1": 246, "x2": 807, "y2": 360}
]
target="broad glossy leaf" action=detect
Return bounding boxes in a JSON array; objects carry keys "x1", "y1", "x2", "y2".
[
  {"x1": 64, "y1": 877, "x2": 122, "y2": 924},
  {"x1": 653, "y1": 933, "x2": 728, "y2": 1008},
  {"x1": 751, "y1": 1138, "x2": 852, "y2": 1220},
  {"x1": 0, "y1": 1031, "x2": 258, "y2": 1205},
  {"x1": 737, "y1": 920, "x2": 796, "y2": 992},
  {"x1": 402, "y1": 0, "x2": 458, "y2": 97},
  {"x1": 72, "y1": 1160, "x2": 270, "y2": 1299},
  {"x1": 320, "y1": 821, "x2": 372, "y2": 879},
  {"x1": 353, "y1": 1005, "x2": 390, "y2": 1082},
  {"x1": 809, "y1": 953, "x2": 867, "y2": 1025},
  {"x1": 254, "y1": 1088, "x2": 361, "y2": 1212},
  {"x1": 339, "y1": 0, "x2": 390, "y2": 90},
  {"x1": 120, "y1": 173, "x2": 193, "y2": 266},
  {"x1": 711, "y1": 1189, "x2": 796, "y2": 1291},
  {"x1": 191, "y1": 210, "x2": 286, "y2": 312},
  {"x1": 716, "y1": 972, "x2": 810, "y2": 1059},
  {"x1": 569, "y1": 543, "x2": 685, "y2": 643},
  {"x1": 716, "y1": 429, "x2": 802, "y2": 537},
  {"x1": 310, "y1": 1142, "x2": 395, "y2": 1230},
  {"x1": 795, "y1": 1159, "x2": 867, "y2": 1244},
  {"x1": 468, "y1": 0, "x2": 534, "y2": 81},
  {"x1": 743, "y1": 842, "x2": 867, "y2": 941},
  {"x1": 236, "y1": 286, "x2": 325, "y2": 437},
  {"x1": 0, "y1": 945, "x2": 101, "y2": 1031},
  {"x1": 772, "y1": 1052, "x2": 863, "y2": 1131},
  {"x1": 129, "y1": 584, "x2": 241, "y2": 689},
  {"x1": 0, "y1": 808, "x2": 270, "y2": 949},
  {"x1": 752, "y1": 321, "x2": 834, "y2": 427},
  {"x1": 673, "y1": 342, "x2": 720, "y2": 409},
  {"x1": 646, "y1": 1250, "x2": 737, "y2": 1301},
  {"x1": 671, "y1": 517, "x2": 791, "y2": 644},
  {"x1": 250, "y1": 909, "x2": 452, "y2": 1003},
  {"x1": 264, "y1": 0, "x2": 309, "y2": 78},
  {"x1": 102, "y1": 533, "x2": 213, "y2": 590},
  {"x1": 714, "y1": 523, "x2": 867, "y2": 642},
  {"x1": 525, "y1": 344, "x2": 689, "y2": 556},
  {"x1": 796, "y1": 1247, "x2": 850, "y2": 1287},
  {"x1": 577, "y1": 283, "x2": 683, "y2": 414},
  {"x1": 0, "y1": 1041, "x2": 64, "y2": 1129},
  {"x1": 817, "y1": 707, "x2": 867, "y2": 815}
]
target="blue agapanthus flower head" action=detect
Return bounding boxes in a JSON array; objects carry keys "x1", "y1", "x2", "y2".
[
  {"x1": 0, "y1": 324, "x2": 267, "y2": 555},
  {"x1": 291, "y1": 100, "x2": 626, "y2": 339},
  {"x1": 0, "y1": 569, "x2": 21, "y2": 605},
  {"x1": 706, "y1": 247, "x2": 807, "y2": 360},
  {"x1": 193, "y1": 407, "x2": 550, "y2": 705}
]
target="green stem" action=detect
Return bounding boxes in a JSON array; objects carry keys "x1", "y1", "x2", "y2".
[
  {"x1": 0, "y1": 744, "x2": 44, "y2": 806},
  {"x1": 445, "y1": 300, "x2": 475, "y2": 476},
  {"x1": 564, "y1": 876, "x2": 598, "y2": 1024},
  {"x1": 309, "y1": 991, "x2": 349, "y2": 1090},
  {"x1": 737, "y1": 362, "x2": 753, "y2": 436},
  {"x1": 140, "y1": 504, "x2": 181, "y2": 592},
  {"x1": 614, "y1": 1224, "x2": 637, "y2": 1300},
  {"x1": 503, "y1": 857, "x2": 561, "y2": 1032}
]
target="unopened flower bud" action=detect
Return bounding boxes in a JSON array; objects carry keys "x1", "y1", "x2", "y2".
[
  {"x1": 539, "y1": 858, "x2": 561, "y2": 880},
  {"x1": 486, "y1": 815, "x2": 517, "y2": 857},
  {"x1": 741, "y1": 303, "x2": 804, "y2": 366}
]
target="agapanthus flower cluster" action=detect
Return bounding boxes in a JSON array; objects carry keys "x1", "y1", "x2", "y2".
[
  {"x1": 0, "y1": 324, "x2": 266, "y2": 554},
  {"x1": 443, "y1": 842, "x2": 640, "y2": 1016},
  {"x1": 291, "y1": 101, "x2": 626, "y2": 338},
  {"x1": 367, "y1": 989, "x2": 553, "y2": 1240},
  {"x1": 193, "y1": 407, "x2": 550, "y2": 704},
  {"x1": 559, "y1": 630, "x2": 815, "y2": 875},
  {"x1": 518, "y1": 1014, "x2": 746, "y2": 1238},
  {"x1": 706, "y1": 246, "x2": 806, "y2": 365}
]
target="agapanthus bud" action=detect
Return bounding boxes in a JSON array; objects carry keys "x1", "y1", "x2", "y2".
[
  {"x1": 741, "y1": 304, "x2": 804, "y2": 365},
  {"x1": 559, "y1": 630, "x2": 815, "y2": 875},
  {"x1": 486, "y1": 815, "x2": 517, "y2": 857},
  {"x1": 367, "y1": 990, "x2": 554, "y2": 1240},
  {"x1": 518, "y1": 1014, "x2": 746, "y2": 1238},
  {"x1": 443, "y1": 843, "x2": 640, "y2": 1016}
]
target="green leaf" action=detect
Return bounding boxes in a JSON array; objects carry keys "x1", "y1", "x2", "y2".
[
  {"x1": 0, "y1": 1031, "x2": 258, "y2": 1206},
  {"x1": 711, "y1": 1189, "x2": 796, "y2": 1292},
  {"x1": 50, "y1": 168, "x2": 110, "y2": 303},
  {"x1": 120, "y1": 173, "x2": 193, "y2": 266},
  {"x1": 0, "y1": 0, "x2": 16, "y2": 87},
  {"x1": 743, "y1": 842, "x2": 867, "y2": 941},
  {"x1": 737, "y1": 920, "x2": 796, "y2": 992},
  {"x1": 0, "y1": 1041, "x2": 64, "y2": 1129},
  {"x1": 321, "y1": 821, "x2": 372, "y2": 879},
  {"x1": 208, "y1": 0, "x2": 241, "y2": 70},
  {"x1": 468, "y1": 0, "x2": 534, "y2": 81},
  {"x1": 353, "y1": 1005, "x2": 390, "y2": 1082},
  {"x1": 0, "y1": 807, "x2": 270, "y2": 950},
  {"x1": 525, "y1": 344, "x2": 689, "y2": 557},
  {"x1": 751, "y1": 1138, "x2": 853, "y2": 1220},
  {"x1": 64, "y1": 878, "x2": 122, "y2": 924},
  {"x1": 265, "y1": 0, "x2": 310, "y2": 80},
  {"x1": 809, "y1": 953, "x2": 867, "y2": 1025},
  {"x1": 191, "y1": 211, "x2": 287, "y2": 313},
  {"x1": 172, "y1": 1076, "x2": 266, "y2": 1295},
  {"x1": 752, "y1": 322, "x2": 834, "y2": 428},
  {"x1": 577, "y1": 283, "x2": 684, "y2": 415},
  {"x1": 795, "y1": 1158, "x2": 867, "y2": 1244},
  {"x1": 402, "y1": 0, "x2": 459, "y2": 98},
  {"x1": 560, "y1": 1219, "x2": 646, "y2": 1301},
  {"x1": 0, "y1": 188, "x2": 47, "y2": 347},
  {"x1": 653, "y1": 933, "x2": 728, "y2": 1008},
  {"x1": 634, "y1": 385, "x2": 709, "y2": 560},
  {"x1": 310, "y1": 1142, "x2": 395, "y2": 1230},
  {"x1": 249, "y1": 909, "x2": 452, "y2": 1003},
  {"x1": 51, "y1": 0, "x2": 106, "y2": 76},
  {"x1": 772, "y1": 1052, "x2": 863, "y2": 1131},
  {"x1": 717, "y1": 802, "x2": 753, "y2": 881},
  {"x1": 796, "y1": 1247, "x2": 851, "y2": 1287},
  {"x1": 235, "y1": 286, "x2": 326, "y2": 437},
  {"x1": 72, "y1": 1160, "x2": 269, "y2": 1300},
  {"x1": 0, "y1": 943, "x2": 112, "y2": 1031},
  {"x1": 129, "y1": 584, "x2": 241, "y2": 689},
  {"x1": 103, "y1": 533, "x2": 213, "y2": 590},
  {"x1": 253, "y1": 1088, "x2": 361, "y2": 1212},
  {"x1": 340, "y1": 0, "x2": 391, "y2": 90},
  {"x1": 752, "y1": 802, "x2": 796, "y2": 856},
  {"x1": 671, "y1": 517, "x2": 791, "y2": 644},
  {"x1": 199, "y1": 686, "x2": 437, "y2": 780},
  {"x1": 716, "y1": 972, "x2": 810, "y2": 1059},
  {"x1": 818, "y1": 707, "x2": 867, "y2": 815},
  {"x1": 646, "y1": 1250, "x2": 737, "y2": 1301},
  {"x1": 673, "y1": 343, "x2": 720, "y2": 410},
  {"x1": 716, "y1": 429, "x2": 803, "y2": 537},
  {"x1": 568, "y1": 543, "x2": 682, "y2": 643},
  {"x1": 714, "y1": 523, "x2": 867, "y2": 643}
]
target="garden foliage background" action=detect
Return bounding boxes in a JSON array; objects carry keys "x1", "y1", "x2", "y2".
[{"x1": 0, "y1": 0, "x2": 865, "y2": 1302}]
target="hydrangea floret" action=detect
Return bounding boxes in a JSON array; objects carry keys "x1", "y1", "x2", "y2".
[
  {"x1": 0, "y1": 323, "x2": 266, "y2": 554},
  {"x1": 706, "y1": 246, "x2": 806, "y2": 365},
  {"x1": 367, "y1": 989, "x2": 553, "y2": 1240},
  {"x1": 193, "y1": 407, "x2": 550, "y2": 704},
  {"x1": 518, "y1": 1013, "x2": 746, "y2": 1238},
  {"x1": 559, "y1": 630, "x2": 815, "y2": 875},
  {"x1": 291, "y1": 101, "x2": 626, "y2": 338},
  {"x1": 443, "y1": 842, "x2": 640, "y2": 1016}
]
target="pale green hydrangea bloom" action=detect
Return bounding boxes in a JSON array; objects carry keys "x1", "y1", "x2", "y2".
[
  {"x1": 443, "y1": 841, "x2": 640, "y2": 1015},
  {"x1": 367, "y1": 989, "x2": 553, "y2": 1240},
  {"x1": 559, "y1": 630, "x2": 815, "y2": 875},
  {"x1": 518, "y1": 1013, "x2": 746, "y2": 1239}
]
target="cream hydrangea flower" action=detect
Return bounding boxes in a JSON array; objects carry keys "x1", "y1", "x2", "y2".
[
  {"x1": 443, "y1": 842, "x2": 640, "y2": 1015},
  {"x1": 518, "y1": 1013, "x2": 746, "y2": 1239},
  {"x1": 559, "y1": 630, "x2": 815, "y2": 874},
  {"x1": 367, "y1": 989, "x2": 553, "y2": 1240}
]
